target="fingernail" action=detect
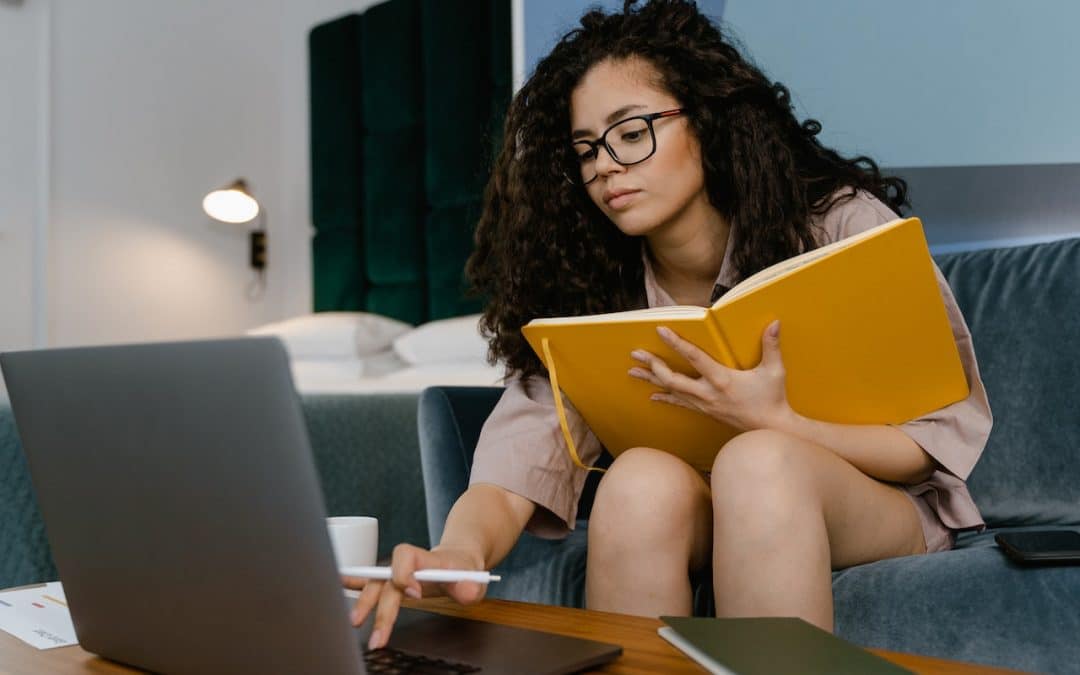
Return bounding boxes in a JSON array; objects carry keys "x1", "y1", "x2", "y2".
[
  {"x1": 368, "y1": 629, "x2": 383, "y2": 651},
  {"x1": 631, "y1": 350, "x2": 647, "y2": 361},
  {"x1": 350, "y1": 608, "x2": 361, "y2": 624},
  {"x1": 657, "y1": 326, "x2": 672, "y2": 338},
  {"x1": 769, "y1": 321, "x2": 780, "y2": 337},
  {"x1": 405, "y1": 587, "x2": 421, "y2": 599}
]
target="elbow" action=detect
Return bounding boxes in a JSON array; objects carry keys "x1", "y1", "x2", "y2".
[{"x1": 900, "y1": 448, "x2": 938, "y2": 484}]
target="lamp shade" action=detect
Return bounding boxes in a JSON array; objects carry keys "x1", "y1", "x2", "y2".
[{"x1": 203, "y1": 179, "x2": 260, "y2": 223}]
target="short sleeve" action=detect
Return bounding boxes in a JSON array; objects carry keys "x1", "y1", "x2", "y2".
[
  {"x1": 817, "y1": 190, "x2": 994, "y2": 479},
  {"x1": 468, "y1": 373, "x2": 604, "y2": 538}
]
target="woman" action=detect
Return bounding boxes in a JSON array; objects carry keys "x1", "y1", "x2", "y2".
[{"x1": 347, "y1": 0, "x2": 992, "y2": 650}]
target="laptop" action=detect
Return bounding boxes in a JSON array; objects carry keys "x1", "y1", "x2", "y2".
[{"x1": 0, "y1": 337, "x2": 622, "y2": 675}]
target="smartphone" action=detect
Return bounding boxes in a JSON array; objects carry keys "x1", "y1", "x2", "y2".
[{"x1": 994, "y1": 529, "x2": 1080, "y2": 565}]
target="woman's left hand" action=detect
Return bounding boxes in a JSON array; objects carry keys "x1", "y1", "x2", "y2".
[{"x1": 628, "y1": 320, "x2": 794, "y2": 432}]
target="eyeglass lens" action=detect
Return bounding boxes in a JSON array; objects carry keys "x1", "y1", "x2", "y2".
[{"x1": 574, "y1": 117, "x2": 656, "y2": 184}]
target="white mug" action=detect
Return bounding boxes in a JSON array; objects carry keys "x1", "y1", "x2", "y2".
[{"x1": 326, "y1": 516, "x2": 379, "y2": 568}]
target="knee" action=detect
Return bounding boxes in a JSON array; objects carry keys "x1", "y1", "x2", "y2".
[
  {"x1": 590, "y1": 447, "x2": 704, "y2": 529},
  {"x1": 710, "y1": 430, "x2": 810, "y2": 507}
]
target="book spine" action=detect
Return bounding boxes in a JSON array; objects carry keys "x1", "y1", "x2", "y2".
[{"x1": 705, "y1": 311, "x2": 740, "y2": 369}]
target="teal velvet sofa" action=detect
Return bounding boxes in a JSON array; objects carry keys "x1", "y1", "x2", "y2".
[
  {"x1": 416, "y1": 236, "x2": 1080, "y2": 675},
  {"x1": 1, "y1": 237, "x2": 1076, "y2": 673}
]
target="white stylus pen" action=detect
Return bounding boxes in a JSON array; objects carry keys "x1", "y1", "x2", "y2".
[{"x1": 339, "y1": 566, "x2": 502, "y2": 584}]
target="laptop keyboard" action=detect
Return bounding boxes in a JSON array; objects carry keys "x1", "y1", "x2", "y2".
[{"x1": 364, "y1": 646, "x2": 481, "y2": 674}]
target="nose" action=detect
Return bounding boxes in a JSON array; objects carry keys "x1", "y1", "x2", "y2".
[{"x1": 593, "y1": 143, "x2": 624, "y2": 179}]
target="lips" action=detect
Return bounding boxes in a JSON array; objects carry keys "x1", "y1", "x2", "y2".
[{"x1": 603, "y1": 188, "x2": 641, "y2": 208}]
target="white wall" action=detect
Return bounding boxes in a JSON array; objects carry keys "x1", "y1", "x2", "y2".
[
  {"x1": 0, "y1": 0, "x2": 46, "y2": 353},
  {"x1": 0, "y1": 0, "x2": 377, "y2": 354}
]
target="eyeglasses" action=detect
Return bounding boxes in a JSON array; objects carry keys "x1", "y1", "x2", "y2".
[{"x1": 571, "y1": 108, "x2": 685, "y2": 185}]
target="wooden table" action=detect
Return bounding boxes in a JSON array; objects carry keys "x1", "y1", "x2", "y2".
[{"x1": 0, "y1": 593, "x2": 1025, "y2": 674}]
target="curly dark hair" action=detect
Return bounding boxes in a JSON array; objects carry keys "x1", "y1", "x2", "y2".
[{"x1": 467, "y1": 0, "x2": 908, "y2": 380}]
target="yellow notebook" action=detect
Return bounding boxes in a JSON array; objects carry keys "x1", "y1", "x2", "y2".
[{"x1": 521, "y1": 217, "x2": 969, "y2": 473}]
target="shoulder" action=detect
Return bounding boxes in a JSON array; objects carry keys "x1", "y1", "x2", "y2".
[{"x1": 813, "y1": 188, "x2": 901, "y2": 245}]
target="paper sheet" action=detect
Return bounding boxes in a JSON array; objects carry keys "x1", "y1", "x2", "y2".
[{"x1": 0, "y1": 582, "x2": 78, "y2": 649}]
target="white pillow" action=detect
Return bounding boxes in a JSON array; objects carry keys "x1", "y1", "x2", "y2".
[
  {"x1": 392, "y1": 314, "x2": 490, "y2": 365},
  {"x1": 247, "y1": 312, "x2": 412, "y2": 360}
]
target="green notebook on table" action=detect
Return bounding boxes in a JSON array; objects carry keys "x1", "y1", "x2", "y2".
[{"x1": 659, "y1": 616, "x2": 912, "y2": 674}]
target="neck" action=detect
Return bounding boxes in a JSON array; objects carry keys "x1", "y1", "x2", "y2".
[{"x1": 646, "y1": 200, "x2": 730, "y2": 299}]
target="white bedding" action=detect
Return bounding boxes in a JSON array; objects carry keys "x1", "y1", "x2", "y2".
[
  {"x1": 249, "y1": 312, "x2": 506, "y2": 394},
  {"x1": 290, "y1": 359, "x2": 505, "y2": 394}
]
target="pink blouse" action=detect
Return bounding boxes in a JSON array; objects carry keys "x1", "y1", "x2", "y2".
[{"x1": 469, "y1": 190, "x2": 993, "y2": 539}]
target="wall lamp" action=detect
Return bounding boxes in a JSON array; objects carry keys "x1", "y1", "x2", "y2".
[{"x1": 202, "y1": 178, "x2": 267, "y2": 272}]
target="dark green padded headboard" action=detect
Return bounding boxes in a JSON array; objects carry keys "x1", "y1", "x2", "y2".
[{"x1": 309, "y1": 0, "x2": 511, "y2": 325}]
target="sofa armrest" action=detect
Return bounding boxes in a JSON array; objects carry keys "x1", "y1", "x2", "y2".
[
  {"x1": 417, "y1": 387, "x2": 504, "y2": 545},
  {"x1": 0, "y1": 403, "x2": 58, "y2": 588}
]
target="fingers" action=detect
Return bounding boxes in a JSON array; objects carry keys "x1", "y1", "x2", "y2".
[
  {"x1": 390, "y1": 544, "x2": 425, "y2": 600},
  {"x1": 369, "y1": 578, "x2": 404, "y2": 651},
  {"x1": 649, "y1": 391, "x2": 700, "y2": 412},
  {"x1": 350, "y1": 578, "x2": 383, "y2": 627},
  {"x1": 444, "y1": 580, "x2": 488, "y2": 606},
  {"x1": 628, "y1": 365, "x2": 663, "y2": 387},
  {"x1": 341, "y1": 575, "x2": 369, "y2": 591},
  {"x1": 353, "y1": 543, "x2": 491, "y2": 651},
  {"x1": 758, "y1": 320, "x2": 783, "y2": 370},
  {"x1": 366, "y1": 543, "x2": 431, "y2": 650},
  {"x1": 657, "y1": 325, "x2": 728, "y2": 379},
  {"x1": 630, "y1": 348, "x2": 710, "y2": 399}
]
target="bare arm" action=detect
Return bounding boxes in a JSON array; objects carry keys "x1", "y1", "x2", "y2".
[
  {"x1": 435, "y1": 482, "x2": 536, "y2": 570},
  {"x1": 774, "y1": 411, "x2": 936, "y2": 484}
]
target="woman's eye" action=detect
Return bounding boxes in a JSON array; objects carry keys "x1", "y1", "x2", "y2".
[
  {"x1": 621, "y1": 130, "x2": 644, "y2": 143},
  {"x1": 577, "y1": 148, "x2": 597, "y2": 162}
]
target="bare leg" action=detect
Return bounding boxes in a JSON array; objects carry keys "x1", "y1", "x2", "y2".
[
  {"x1": 586, "y1": 447, "x2": 713, "y2": 616},
  {"x1": 710, "y1": 429, "x2": 926, "y2": 631}
]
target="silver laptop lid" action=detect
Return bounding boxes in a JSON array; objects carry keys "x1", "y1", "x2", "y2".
[{"x1": 1, "y1": 337, "x2": 364, "y2": 675}]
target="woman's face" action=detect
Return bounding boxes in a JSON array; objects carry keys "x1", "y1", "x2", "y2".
[{"x1": 569, "y1": 57, "x2": 709, "y2": 238}]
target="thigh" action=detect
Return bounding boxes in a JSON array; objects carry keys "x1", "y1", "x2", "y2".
[
  {"x1": 713, "y1": 431, "x2": 926, "y2": 568},
  {"x1": 799, "y1": 436, "x2": 927, "y2": 567}
]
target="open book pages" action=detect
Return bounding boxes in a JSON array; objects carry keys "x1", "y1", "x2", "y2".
[
  {"x1": 715, "y1": 218, "x2": 902, "y2": 305},
  {"x1": 525, "y1": 304, "x2": 708, "y2": 325}
]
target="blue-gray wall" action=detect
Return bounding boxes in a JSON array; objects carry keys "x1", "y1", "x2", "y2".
[
  {"x1": 523, "y1": 0, "x2": 726, "y2": 80},
  {"x1": 721, "y1": 0, "x2": 1080, "y2": 250},
  {"x1": 723, "y1": 0, "x2": 1080, "y2": 169}
]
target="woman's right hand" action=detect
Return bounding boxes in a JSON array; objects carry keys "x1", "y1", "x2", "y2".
[{"x1": 343, "y1": 543, "x2": 489, "y2": 651}]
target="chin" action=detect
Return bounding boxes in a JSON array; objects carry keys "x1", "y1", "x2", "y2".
[{"x1": 607, "y1": 210, "x2": 663, "y2": 238}]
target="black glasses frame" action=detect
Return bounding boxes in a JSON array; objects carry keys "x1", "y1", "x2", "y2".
[{"x1": 571, "y1": 108, "x2": 686, "y2": 185}]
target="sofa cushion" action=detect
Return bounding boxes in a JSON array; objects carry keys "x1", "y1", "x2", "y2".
[
  {"x1": 0, "y1": 403, "x2": 57, "y2": 588},
  {"x1": 487, "y1": 522, "x2": 714, "y2": 616},
  {"x1": 934, "y1": 237, "x2": 1080, "y2": 527},
  {"x1": 831, "y1": 525, "x2": 1080, "y2": 674},
  {"x1": 486, "y1": 528, "x2": 589, "y2": 608}
]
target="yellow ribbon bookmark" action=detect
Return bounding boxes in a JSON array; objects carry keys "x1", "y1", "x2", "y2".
[{"x1": 541, "y1": 338, "x2": 605, "y2": 474}]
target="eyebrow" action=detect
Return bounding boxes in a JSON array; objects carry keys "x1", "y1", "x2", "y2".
[{"x1": 571, "y1": 104, "x2": 648, "y2": 140}]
